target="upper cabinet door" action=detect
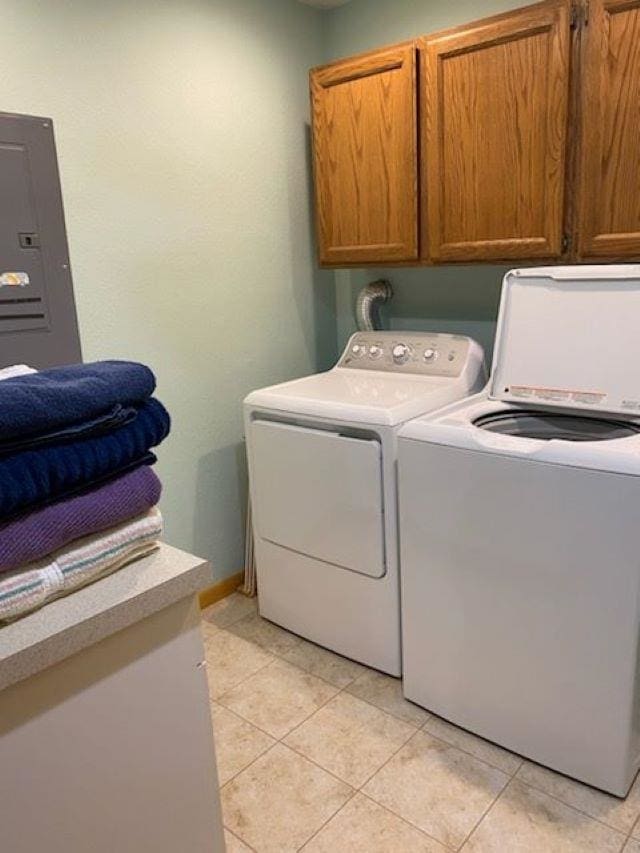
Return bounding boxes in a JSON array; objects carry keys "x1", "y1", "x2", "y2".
[
  {"x1": 420, "y1": 1, "x2": 571, "y2": 263},
  {"x1": 576, "y1": 0, "x2": 640, "y2": 260},
  {"x1": 310, "y1": 46, "x2": 418, "y2": 265}
]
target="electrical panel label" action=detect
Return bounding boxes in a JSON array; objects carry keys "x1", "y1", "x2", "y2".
[{"x1": 0, "y1": 272, "x2": 29, "y2": 287}]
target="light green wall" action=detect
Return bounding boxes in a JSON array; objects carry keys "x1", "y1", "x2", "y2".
[
  {"x1": 0, "y1": 0, "x2": 535, "y2": 583},
  {"x1": 324, "y1": 0, "x2": 526, "y2": 360},
  {"x1": 0, "y1": 0, "x2": 335, "y2": 581}
]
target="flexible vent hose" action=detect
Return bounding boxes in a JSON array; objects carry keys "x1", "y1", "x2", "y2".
[{"x1": 356, "y1": 280, "x2": 393, "y2": 331}]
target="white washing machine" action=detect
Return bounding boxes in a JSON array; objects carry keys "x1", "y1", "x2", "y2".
[
  {"x1": 244, "y1": 331, "x2": 484, "y2": 675},
  {"x1": 398, "y1": 265, "x2": 640, "y2": 796}
]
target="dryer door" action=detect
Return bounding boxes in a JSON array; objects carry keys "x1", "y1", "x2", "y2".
[{"x1": 249, "y1": 420, "x2": 385, "y2": 578}]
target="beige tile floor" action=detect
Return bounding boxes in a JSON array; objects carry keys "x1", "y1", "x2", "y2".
[{"x1": 202, "y1": 594, "x2": 640, "y2": 852}]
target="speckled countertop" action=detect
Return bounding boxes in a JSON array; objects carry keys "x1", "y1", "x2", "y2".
[{"x1": 0, "y1": 543, "x2": 211, "y2": 692}]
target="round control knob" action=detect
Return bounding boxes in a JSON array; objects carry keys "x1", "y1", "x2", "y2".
[
  {"x1": 392, "y1": 343, "x2": 410, "y2": 364},
  {"x1": 351, "y1": 343, "x2": 364, "y2": 357},
  {"x1": 423, "y1": 347, "x2": 438, "y2": 362},
  {"x1": 369, "y1": 344, "x2": 383, "y2": 359}
]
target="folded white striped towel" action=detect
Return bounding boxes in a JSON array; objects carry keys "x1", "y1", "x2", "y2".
[{"x1": 0, "y1": 507, "x2": 162, "y2": 622}]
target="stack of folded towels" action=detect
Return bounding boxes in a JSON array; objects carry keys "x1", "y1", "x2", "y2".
[{"x1": 0, "y1": 360, "x2": 170, "y2": 622}]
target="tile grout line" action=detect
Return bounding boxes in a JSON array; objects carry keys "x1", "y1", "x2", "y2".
[
  {"x1": 279, "y1": 687, "x2": 346, "y2": 746},
  {"x1": 219, "y1": 715, "x2": 359, "y2": 850},
  {"x1": 214, "y1": 623, "x2": 356, "y2": 692},
  {"x1": 353, "y1": 722, "x2": 529, "y2": 850},
  {"x1": 457, "y1": 774, "x2": 514, "y2": 851},
  {"x1": 418, "y1": 708, "x2": 640, "y2": 841},
  {"x1": 509, "y1": 775, "x2": 638, "y2": 839},
  {"x1": 201, "y1": 597, "x2": 259, "y2": 631},
  {"x1": 626, "y1": 814, "x2": 640, "y2": 848},
  {"x1": 223, "y1": 825, "x2": 258, "y2": 853},
  {"x1": 270, "y1": 664, "x2": 364, "y2": 842},
  {"x1": 211, "y1": 711, "x2": 276, "y2": 789},
  {"x1": 216, "y1": 675, "x2": 352, "y2": 790},
  {"x1": 419, "y1": 716, "x2": 524, "y2": 779},
  {"x1": 357, "y1": 788, "x2": 459, "y2": 852},
  {"x1": 279, "y1": 674, "x2": 423, "y2": 792},
  {"x1": 253, "y1": 635, "x2": 365, "y2": 692},
  {"x1": 213, "y1": 700, "x2": 277, "y2": 741},
  {"x1": 278, "y1": 670, "x2": 421, "y2": 740},
  {"x1": 208, "y1": 610, "x2": 431, "y2": 725},
  {"x1": 213, "y1": 631, "x2": 422, "y2": 742},
  {"x1": 357, "y1": 725, "x2": 421, "y2": 794},
  {"x1": 283, "y1": 739, "x2": 359, "y2": 789},
  {"x1": 218, "y1": 740, "x2": 280, "y2": 794},
  {"x1": 210, "y1": 654, "x2": 277, "y2": 709},
  {"x1": 353, "y1": 726, "x2": 462, "y2": 848},
  {"x1": 211, "y1": 635, "x2": 359, "y2": 754},
  {"x1": 295, "y1": 788, "x2": 360, "y2": 852},
  {"x1": 417, "y1": 717, "x2": 640, "y2": 841},
  {"x1": 343, "y1": 685, "x2": 430, "y2": 728}
]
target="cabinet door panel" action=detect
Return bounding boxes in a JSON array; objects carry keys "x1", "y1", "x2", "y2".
[
  {"x1": 311, "y1": 46, "x2": 418, "y2": 265},
  {"x1": 421, "y1": 1, "x2": 571, "y2": 262},
  {"x1": 576, "y1": 0, "x2": 640, "y2": 259}
]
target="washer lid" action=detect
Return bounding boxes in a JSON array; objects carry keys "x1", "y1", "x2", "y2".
[{"x1": 490, "y1": 265, "x2": 640, "y2": 416}]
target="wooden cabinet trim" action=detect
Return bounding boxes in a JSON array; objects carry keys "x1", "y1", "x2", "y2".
[
  {"x1": 417, "y1": 0, "x2": 570, "y2": 43},
  {"x1": 310, "y1": 39, "x2": 416, "y2": 76},
  {"x1": 419, "y1": 5, "x2": 564, "y2": 56},
  {"x1": 313, "y1": 49, "x2": 411, "y2": 89},
  {"x1": 438, "y1": 237, "x2": 553, "y2": 262}
]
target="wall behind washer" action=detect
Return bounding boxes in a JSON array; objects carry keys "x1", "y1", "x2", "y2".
[
  {"x1": 324, "y1": 0, "x2": 527, "y2": 360},
  {"x1": 0, "y1": 0, "x2": 335, "y2": 581}
]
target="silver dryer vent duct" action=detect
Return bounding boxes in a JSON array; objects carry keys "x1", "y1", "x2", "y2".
[{"x1": 356, "y1": 280, "x2": 393, "y2": 331}]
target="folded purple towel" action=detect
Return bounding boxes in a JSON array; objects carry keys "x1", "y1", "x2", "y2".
[{"x1": 0, "y1": 466, "x2": 162, "y2": 572}]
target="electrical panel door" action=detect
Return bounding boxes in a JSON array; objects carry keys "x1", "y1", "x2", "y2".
[{"x1": 0, "y1": 112, "x2": 81, "y2": 367}]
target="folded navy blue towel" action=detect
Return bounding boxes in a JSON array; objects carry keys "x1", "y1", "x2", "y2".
[
  {"x1": 0, "y1": 403, "x2": 138, "y2": 456},
  {"x1": 0, "y1": 360, "x2": 155, "y2": 442},
  {"x1": 0, "y1": 398, "x2": 170, "y2": 519}
]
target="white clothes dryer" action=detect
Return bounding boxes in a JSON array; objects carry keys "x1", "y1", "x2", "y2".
[
  {"x1": 244, "y1": 331, "x2": 485, "y2": 675},
  {"x1": 398, "y1": 265, "x2": 640, "y2": 795}
]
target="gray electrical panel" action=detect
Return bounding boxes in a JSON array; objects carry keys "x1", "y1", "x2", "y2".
[{"x1": 0, "y1": 111, "x2": 81, "y2": 368}]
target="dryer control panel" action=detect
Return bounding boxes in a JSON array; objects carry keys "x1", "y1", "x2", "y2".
[{"x1": 338, "y1": 331, "x2": 477, "y2": 378}]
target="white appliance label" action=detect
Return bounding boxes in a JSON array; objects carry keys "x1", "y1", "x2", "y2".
[{"x1": 509, "y1": 385, "x2": 606, "y2": 405}]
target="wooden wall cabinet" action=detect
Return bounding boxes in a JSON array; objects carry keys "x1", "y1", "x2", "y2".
[
  {"x1": 310, "y1": 45, "x2": 418, "y2": 265},
  {"x1": 575, "y1": 0, "x2": 640, "y2": 259},
  {"x1": 420, "y1": 1, "x2": 571, "y2": 262},
  {"x1": 310, "y1": 0, "x2": 640, "y2": 266}
]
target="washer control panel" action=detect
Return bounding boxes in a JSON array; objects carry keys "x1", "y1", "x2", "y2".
[{"x1": 338, "y1": 331, "x2": 473, "y2": 377}]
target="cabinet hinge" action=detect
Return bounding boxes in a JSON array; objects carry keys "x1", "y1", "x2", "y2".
[
  {"x1": 571, "y1": 1, "x2": 589, "y2": 28},
  {"x1": 570, "y1": 3, "x2": 580, "y2": 28},
  {"x1": 562, "y1": 233, "x2": 571, "y2": 253}
]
